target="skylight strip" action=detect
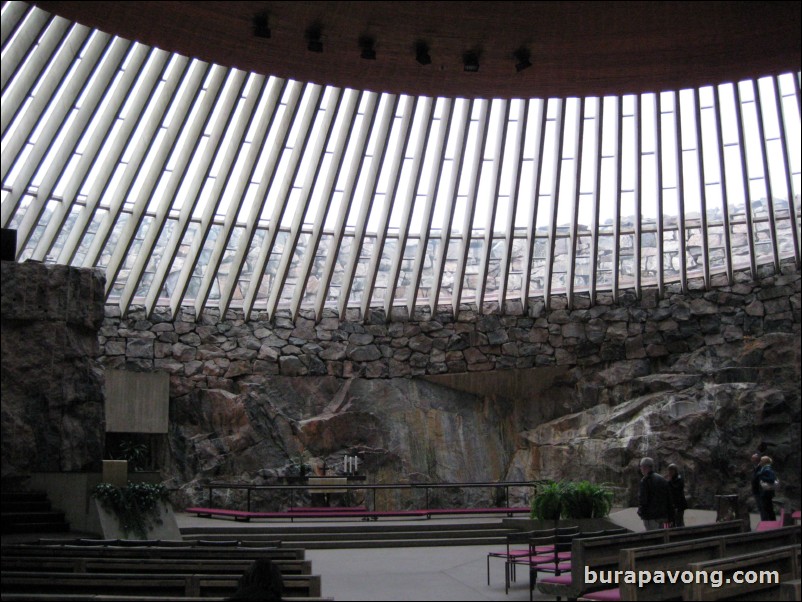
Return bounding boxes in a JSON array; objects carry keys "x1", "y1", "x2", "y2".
[
  {"x1": 55, "y1": 50, "x2": 171, "y2": 266},
  {"x1": 118, "y1": 62, "x2": 221, "y2": 315},
  {"x1": 753, "y1": 79, "x2": 781, "y2": 272},
  {"x1": 360, "y1": 97, "x2": 417, "y2": 321},
  {"x1": 289, "y1": 90, "x2": 362, "y2": 320},
  {"x1": 1, "y1": 4, "x2": 50, "y2": 89},
  {"x1": 406, "y1": 98, "x2": 454, "y2": 319},
  {"x1": 712, "y1": 86, "x2": 734, "y2": 284},
  {"x1": 771, "y1": 75, "x2": 801, "y2": 268},
  {"x1": 672, "y1": 91, "x2": 688, "y2": 292},
  {"x1": 733, "y1": 83, "x2": 758, "y2": 279},
  {"x1": 165, "y1": 70, "x2": 250, "y2": 315},
  {"x1": 265, "y1": 88, "x2": 342, "y2": 319},
  {"x1": 654, "y1": 94, "x2": 665, "y2": 296},
  {"x1": 106, "y1": 60, "x2": 209, "y2": 311},
  {"x1": 543, "y1": 99, "x2": 565, "y2": 308},
  {"x1": 241, "y1": 83, "x2": 323, "y2": 320},
  {"x1": 86, "y1": 56, "x2": 191, "y2": 276},
  {"x1": 31, "y1": 43, "x2": 151, "y2": 262},
  {"x1": 498, "y1": 99, "x2": 527, "y2": 312},
  {"x1": 476, "y1": 100, "x2": 509, "y2": 311},
  {"x1": 336, "y1": 94, "x2": 398, "y2": 320},
  {"x1": 144, "y1": 67, "x2": 241, "y2": 313},
  {"x1": 383, "y1": 96, "x2": 434, "y2": 317},
  {"x1": 1, "y1": 13, "x2": 68, "y2": 134},
  {"x1": 313, "y1": 92, "x2": 379, "y2": 321},
  {"x1": 521, "y1": 100, "x2": 547, "y2": 306},
  {"x1": 1, "y1": 22, "x2": 87, "y2": 189},
  {"x1": 13, "y1": 34, "x2": 123, "y2": 254},
  {"x1": 192, "y1": 75, "x2": 277, "y2": 317},
  {"x1": 692, "y1": 88, "x2": 711, "y2": 289},
  {"x1": 633, "y1": 97, "x2": 643, "y2": 297},
  {"x1": 566, "y1": 98, "x2": 585, "y2": 308}
]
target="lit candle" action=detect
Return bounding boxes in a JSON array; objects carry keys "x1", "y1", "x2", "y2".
[
  {"x1": 354, "y1": 456, "x2": 359, "y2": 472},
  {"x1": 343, "y1": 457, "x2": 347, "y2": 473}
]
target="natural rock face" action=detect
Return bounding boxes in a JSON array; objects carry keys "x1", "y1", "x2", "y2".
[{"x1": 1, "y1": 262, "x2": 106, "y2": 483}]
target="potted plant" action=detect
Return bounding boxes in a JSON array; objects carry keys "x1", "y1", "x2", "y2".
[
  {"x1": 92, "y1": 482, "x2": 170, "y2": 539},
  {"x1": 528, "y1": 480, "x2": 615, "y2": 530}
]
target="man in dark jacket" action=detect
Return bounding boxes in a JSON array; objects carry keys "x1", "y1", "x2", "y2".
[
  {"x1": 637, "y1": 457, "x2": 674, "y2": 530},
  {"x1": 750, "y1": 453, "x2": 763, "y2": 517}
]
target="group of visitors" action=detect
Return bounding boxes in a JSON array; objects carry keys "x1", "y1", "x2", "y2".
[
  {"x1": 751, "y1": 453, "x2": 780, "y2": 521},
  {"x1": 638, "y1": 451, "x2": 781, "y2": 531},
  {"x1": 636, "y1": 457, "x2": 687, "y2": 530}
]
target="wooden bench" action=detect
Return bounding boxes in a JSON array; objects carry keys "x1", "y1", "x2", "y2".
[
  {"x1": 0, "y1": 596, "x2": 333, "y2": 602},
  {"x1": 0, "y1": 556, "x2": 312, "y2": 577},
  {"x1": 1, "y1": 544, "x2": 305, "y2": 561},
  {"x1": 186, "y1": 505, "x2": 531, "y2": 521},
  {"x1": 0, "y1": 571, "x2": 322, "y2": 598},
  {"x1": 536, "y1": 520, "x2": 747, "y2": 600},
  {"x1": 779, "y1": 578, "x2": 801, "y2": 601},
  {"x1": 617, "y1": 526, "x2": 801, "y2": 601},
  {"x1": 683, "y1": 545, "x2": 801, "y2": 601}
]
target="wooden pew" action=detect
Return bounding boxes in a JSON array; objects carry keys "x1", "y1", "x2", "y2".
[
  {"x1": 779, "y1": 578, "x2": 801, "y2": 601},
  {"x1": 0, "y1": 556, "x2": 312, "y2": 577},
  {"x1": 683, "y1": 545, "x2": 801, "y2": 601},
  {"x1": 1, "y1": 544, "x2": 305, "y2": 561},
  {"x1": 0, "y1": 571, "x2": 322, "y2": 598},
  {"x1": 536, "y1": 520, "x2": 747, "y2": 600},
  {"x1": 617, "y1": 526, "x2": 801, "y2": 601},
  {"x1": 0, "y1": 597, "x2": 333, "y2": 602}
]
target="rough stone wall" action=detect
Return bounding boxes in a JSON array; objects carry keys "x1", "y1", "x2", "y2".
[
  {"x1": 1, "y1": 261, "x2": 106, "y2": 484},
  {"x1": 95, "y1": 261, "x2": 800, "y2": 510}
]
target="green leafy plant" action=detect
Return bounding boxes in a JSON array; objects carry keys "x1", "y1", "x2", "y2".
[
  {"x1": 530, "y1": 480, "x2": 613, "y2": 520},
  {"x1": 117, "y1": 439, "x2": 149, "y2": 472},
  {"x1": 92, "y1": 482, "x2": 169, "y2": 539}
]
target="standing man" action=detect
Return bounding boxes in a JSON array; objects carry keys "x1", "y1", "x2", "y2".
[
  {"x1": 666, "y1": 464, "x2": 688, "y2": 527},
  {"x1": 638, "y1": 457, "x2": 674, "y2": 530},
  {"x1": 750, "y1": 453, "x2": 763, "y2": 518}
]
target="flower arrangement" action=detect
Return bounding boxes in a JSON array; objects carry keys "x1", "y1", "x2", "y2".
[{"x1": 92, "y1": 482, "x2": 170, "y2": 539}]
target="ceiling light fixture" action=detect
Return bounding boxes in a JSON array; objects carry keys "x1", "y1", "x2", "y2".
[
  {"x1": 415, "y1": 41, "x2": 431, "y2": 65},
  {"x1": 463, "y1": 51, "x2": 480, "y2": 73},
  {"x1": 306, "y1": 24, "x2": 323, "y2": 53},
  {"x1": 359, "y1": 35, "x2": 376, "y2": 60},
  {"x1": 253, "y1": 13, "x2": 270, "y2": 39},
  {"x1": 514, "y1": 47, "x2": 532, "y2": 72}
]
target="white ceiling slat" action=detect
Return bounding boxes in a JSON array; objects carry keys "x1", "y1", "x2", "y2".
[
  {"x1": 451, "y1": 100, "x2": 491, "y2": 316},
  {"x1": 145, "y1": 68, "x2": 246, "y2": 315},
  {"x1": 732, "y1": 83, "x2": 758, "y2": 280},
  {"x1": 476, "y1": 100, "x2": 509, "y2": 312},
  {"x1": 771, "y1": 75, "x2": 801, "y2": 268},
  {"x1": 163, "y1": 69, "x2": 248, "y2": 316},
  {"x1": 54, "y1": 49, "x2": 171, "y2": 266},
  {"x1": 166, "y1": 71, "x2": 261, "y2": 316},
  {"x1": 754, "y1": 80, "x2": 781, "y2": 272},
  {"x1": 671, "y1": 91, "x2": 688, "y2": 293},
  {"x1": 118, "y1": 62, "x2": 223, "y2": 316},
  {"x1": 587, "y1": 98, "x2": 604, "y2": 302},
  {"x1": 654, "y1": 94, "x2": 665, "y2": 297},
  {"x1": 1, "y1": 14, "x2": 69, "y2": 136},
  {"x1": 264, "y1": 88, "x2": 343, "y2": 319},
  {"x1": 383, "y1": 97, "x2": 434, "y2": 318},
  {"x1": 239, "y1": 83, "x2": 323, "y2": 321},
  {"x1": 498, "y1": 100, "x2": 527, "y2": 313},
  {"x1": 86, "y1": 56, "x2": 191, "y2": 274},
  {"x1": 13, "y1": 35, "x2": 125, "y2": 254},
  {"x1": 31, "y1": 43, "x2": 150, "y2": 262},
  {"x1": 215, "y1": 78, "x2": 291, "y2": 318},
  {"x1": 632, "y1": 97, "x2": 643, "y2": 298},
  {"x1": 359, "y1": 96, "x2": 417, "y2": 321},
  {"x1": 542, "y1": 99, "x2": 566, "y2": 309},
  {"x1": 712, "y1": 85, "x2": 734, "y2": 285},
  {"x1": 191, "y1": 75, "x2": 273, "y2": 317},
  {"x1": 566, "y1": 98, "x2": 586, "y2": 309},
  {"x1": 106, "y1": 61, "x2": 210, "y2": 313},
  {"x1": 312, "y1": 92, "x2": 379, "y2": 321},
  {"x1": 520, "y1": 100, "x2": 547, "y2": 307},
  {"x1": 336, "y1": 94, "x2": 399, "y2": 321},
  {"x1": 429, "y1": 100, "x2": 472, "y2": 317},
  {"x1": 692, "y1": 88, "x2": 711, "y2": 290},
  {"x1": 290, "y1": 89, "x2": 361, "y2": 322},
  {"x1": 1, "y1": 4, "x2": 51, "y2": 89},
  {"x1": 611, "y1": 97, "x2": 623, "y2": 301},
  {"x1": 405, "y1": 98, "x2": 454, "y2": 319}
]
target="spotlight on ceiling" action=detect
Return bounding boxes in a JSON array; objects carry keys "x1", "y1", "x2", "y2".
[
  {"x1": 514, "y1": 47, "x2": 532, "y2": 72},
  {"x1": 463, "y1": 51, "x2": 480, "y2": 73},
  {"x1": 253, "y1": 13, "x2": 271, "y2": 39},
  {"x1": 415, "y1": 41, "x2": 431, "y2": 65},
  {"x1": 359, "y1": 35, "x2": 376, "y2": 60},
  {"x1": 306, "y1": 24, "x2": 323, "y2": 53}
]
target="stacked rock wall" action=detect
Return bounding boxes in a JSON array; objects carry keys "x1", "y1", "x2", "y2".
[{"x1": 1, "y1": 261, "x2": 106, "y2": 484}]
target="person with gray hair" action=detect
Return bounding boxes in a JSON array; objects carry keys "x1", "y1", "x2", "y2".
[{"x1": 637, "y1": 457, "x2": 674, "y2": 530}]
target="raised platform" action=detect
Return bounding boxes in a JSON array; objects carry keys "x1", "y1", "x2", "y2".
[{"x1": 185, "y1": 506, "x2": 531, "y2": 523}]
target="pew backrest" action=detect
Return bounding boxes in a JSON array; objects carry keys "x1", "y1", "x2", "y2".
[
  {"x1": 1, "y1": 544, "x2": 304, "y2": 560},
  {"x1": 683, "y1": 545, "x2": 800, "y2": 601}
]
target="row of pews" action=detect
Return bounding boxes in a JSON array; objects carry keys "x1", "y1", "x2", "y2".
[
  {"x1": 488, "y1": 520, "x2": 801, "y2": 601},
  {"x1": 0, "y1": 538, "x2": 332, "y2": 601}
]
